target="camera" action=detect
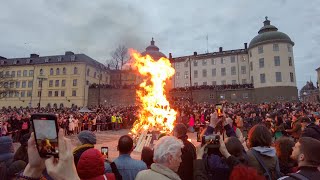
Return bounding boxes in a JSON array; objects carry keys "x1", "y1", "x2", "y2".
[{"x1": 201, "y1": 134, "x2": 220, "y2": 149}]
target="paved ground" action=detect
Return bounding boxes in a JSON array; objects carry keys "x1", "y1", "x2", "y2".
[{"x1": 14, "y1": 129, "x2": 200, "y2": 161}]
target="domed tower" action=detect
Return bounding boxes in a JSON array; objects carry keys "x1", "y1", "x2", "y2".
[
  {"x1": 141, "y1": 38, "x2": 167, "y2": 60},
  {"x1": 248, "y1": 17, "x2": 298, "y2": 101}
]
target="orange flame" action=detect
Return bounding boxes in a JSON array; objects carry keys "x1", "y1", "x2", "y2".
[{"x1": 129, "y1": 49, "x2": 177, "y2": 135}]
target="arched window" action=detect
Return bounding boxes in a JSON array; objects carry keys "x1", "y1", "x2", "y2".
[
  {"x1": 63, "y1": 67, "x2": 66, "y2": 75},
  {"x1": 59, "y1": 103, "x2": 64, "y2": 108},
  {"x1": 53, "y1": 103, "x2": 57, "y2": 109},
  {"x1": 74, "y1": 67, "x2": 78, "y2": 74},
  {"x1": 56, "y1": 68, "x2": 60, "y2": 75},
  {"x1": 50, "y1": 68, "x2": 54, "y2": 75},
  {"x1": 40, "y1": 69, "x2": 44, "y2": 75}
]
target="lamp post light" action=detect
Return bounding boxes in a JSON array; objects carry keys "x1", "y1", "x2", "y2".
[{"x1": 37, "y1": 75, "x2": 47, "y2": 111}]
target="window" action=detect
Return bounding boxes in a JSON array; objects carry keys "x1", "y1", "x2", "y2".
[
  {"x1": 242, "y1": 79, "x2": 247, "y2": 84},
  {"x1": 249, "y1": 51, "x2": 252, "y2": 57},
  {"x1": 54, "y1": 91, "x2": 59, "y2": 97},
  {"x1": 184, "y1": 83, "x2": 189, "y2": 87},
  {"x1": 241, "y1": 66, "x2": 246, "y2": 74},
  {"x1": 73, "y1": 67, "x2": 78, "y2": 74},
  {"x1": 8, "y1": 91, "x2": 13, "y2": 98},
  {"x1": 15, "y1": 92, "x2": 19, "y2": 97},
  {"x1": 290, "y1": 72, "x2": 294, "y2": 82},
  {"x1": 258, "y1": 46, "x2": 263, "y2": 54},
  {"x1": 221, "y1": 68, "x2": 226, "y2": 76},
  {"x1": 72, "y1": 90, "x2": 77, "y2": 96},
  {"x1": 232, "y1": 80, "x2": 237, "y2": 84},
  {"x1": 5, "y1": 71, "x2": 10, "y2": 77},
  {"x1": 10, "y1": 82, "x2": 14, "y2": 88},
  {"x1": 38, "y1": 81, "x2": 42, "y2": 88},
  {"x1": 16, "y1": 81, "x2": 20, "y2": 88},
  {"x1": 251, "y1": 76, "x2": 254, "y2": 83},
  {"x1": 287, "y1": 44, "x2": 292, "y2": 52},
  {"x1": 274, "y1": 56, "x2": 280, "y2": 66},
  {"x1": 231, "y1": 56, "x2": 235, "y2": 63},
  {"x1": 231, "y1": 66, "x2": 236, "y2": 75},
  {"x1": 61, "y1": 91, "x2": 65, "y2": 97},
  {"x1": 48, "y1": 91, "x2": 52, "y2": 97},
  {"x1": 209, "y1": 94, "x2": 215, "y2": 99},
  {"x1": 193, "y1": 61, "x2": 198, "y2": 67},
  {"x1": 87, "y1": 69, "x2": 90, "y2": 76},
  {"x1": 259, "y1": 58, "x2": 264, "y2": 68},
  {"x1": 202, "y1": 59, "x2": 207, "y2": 66},
  {"x1": 175, "y1": 72, "x2": 180, "y2": 79},
  {"x1": 212, "y1": 68, "x2": 216, "y2": 77},
  {"x1": 273, "y1": 44, "x2": 279, "y2": 51},
  {"x1": 55, "y1": 80, "x2": 59, "y2": 87},
  {"x1": 203, "y1": 82, "x2": 207, "y2": 85},
  {"x1": 56, "y1": 68, "x2": 60, "y2": 76},
  {"x1": 211, "y1": 59, "x2": 216, "y2": 65},
  {"x1": 28, "y1": 81, "x2": 33, "y2": 88},
  {"x1": 62, "y1": 80, "x2": 66, "y2": 87},
  {"x1": 11, "y1": 71, "x2": 15, "y2": 77},
  {"x1": 94, "y1": 72, "x2": 97, "y2": 78},
  {"x1": 50, "y1": 68, "x2": 54, "y2": 75},
  {"x1": 23, "y1": 70, "x2": 28, "y2": 77},
  {"x1": 27, "y1": 91, "x2": 32, "y2": 97},
  {"x1": 39, "y1": 69, "x2": 43, "y2": 75},
  {"x1": 17, "y1": 70, "x2": 21, "y2": 77},
  {"x1": 221, "y1": 58, "x2": 224, "y2": 64},
  {"x1": 63, "y1": 67, "x2": 66, "y2": 75},
  {"x1": 37, "y1": 91, "x2": 42, "y2": 97},
  {"x1": 71, "y1": 55, "x2": 76, "y2": 61},
  {"x1": 73, "y1": 79, "x2": 77, "y2": 86},
  {"x1": 250, "y1": 62, "x2": 253, "y2": 71},
  {"x1": 260, "y1": 74, "x2": 266, "y2": 83},
  {"x1": 184, "y1": 71, "x2": 189, "y2": 79},
  {"x1": 288, "y1": 57, "x2": 292, "y2": 66},
  {"x1": 57, "y1": 56, "x2": 62, "y2": 62},
  {"x1": 194, "y1": 70, "x2": 198, "y2": 78},
  {"x1": 243, "y1": 93, "x2": 249, "y2": 99},
  {"x1": 45, "y1": 58, "x2": 49, "y2": 63},
  {"x1": 49, "y1": 80, "x2": 53, "y2": 87},
  {"x1": 22, "y1": 81, "x2": 26, "y2": 88},
  {"x1": 276, "y1": 72, "x2": 282, "y2": 82},
  {"x1": 202, "y1": 69, "x2": 207, "y2": 77},
  {"x1": 21, "y1": 91, "x2": 25, "y2": 97},
  {"x1": 212, "y1": 81, "x2": 216, "y2": 85},
  {"x1": 221, "y1": 80, "x2": 226, "y2": 85},
  {"x1": 26, "y1": 59, "x2": 31, "y2": 64},
  {"x1": 184, "y1": 62, "x2": 188, "y2": 67},
  {"x1": 29, "y1": 70, "x2": 34, "y2": 76},
  {"x1": 194, "y1": 82, "x2": 198, "y2": 86}
]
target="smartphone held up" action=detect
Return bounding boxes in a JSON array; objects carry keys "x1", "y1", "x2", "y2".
[{"x1": 31, "y1": 113, "x2": 59, "y2": 158}]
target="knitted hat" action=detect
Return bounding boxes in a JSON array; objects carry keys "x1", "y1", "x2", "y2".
[
  {"x1": 78, "y1": 131, "x2": 96, "y2": 145},
  {"x1": 77, "y1": 149, "x2": 104, "y2": 179}
]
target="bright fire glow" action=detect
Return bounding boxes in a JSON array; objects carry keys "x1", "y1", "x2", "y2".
[{"x1": 129, "y1": 49, "x2": 177, "y2": 135}]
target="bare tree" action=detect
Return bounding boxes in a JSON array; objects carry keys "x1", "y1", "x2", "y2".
[
  {"x1": 108, "y1": 45, "x2": 128, "y2": 86},
  {"x1": 0, "y1": 66, "x2": 16, "y2": 99}
]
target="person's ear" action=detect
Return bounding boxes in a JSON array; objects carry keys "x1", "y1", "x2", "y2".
[{"x1": 299, "y1": 154, "x2": 305, "y2": 161}]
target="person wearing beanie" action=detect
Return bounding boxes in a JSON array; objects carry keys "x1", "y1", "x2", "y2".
[
  {"x1": 77, "y1": 148, "x2": 115, "y2": 180},
  {"x1": 173, "y1": 123, "x2": 196, "y2": 180},
  {"x1": 279, "y1": 137, "x2": 320, "y2": 179},
  {"x1": 73, "y1": 130, "x2": 96, "y2": 167}
]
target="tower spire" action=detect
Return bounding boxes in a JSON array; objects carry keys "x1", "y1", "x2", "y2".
[{"x1": 151, "y1": 37, "x2": 155, "y2": 45}]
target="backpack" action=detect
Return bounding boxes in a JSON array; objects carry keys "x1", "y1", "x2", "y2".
[
  {"x1": 21, "y1": 122, "x2": 28, "y2": 130},
  {"x1": 288, "y1": 173, "x2": 309, "y2": 180},
  {"x1": 250, "y1": 149, "x2": 282, "y2": 180}
]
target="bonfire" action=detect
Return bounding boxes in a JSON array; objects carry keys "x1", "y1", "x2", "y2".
[{"x1": 128, "y1": 49, "x2": 177, "y2": 141}]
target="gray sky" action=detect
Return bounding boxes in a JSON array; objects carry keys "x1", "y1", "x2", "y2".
[{"x1": 0, "y1": 0, "x2": 319, "y2": 90}]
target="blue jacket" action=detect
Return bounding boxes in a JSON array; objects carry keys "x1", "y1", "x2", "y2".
[{"x1": 104, "y1": 154, "x2": 147, "y2": 180}]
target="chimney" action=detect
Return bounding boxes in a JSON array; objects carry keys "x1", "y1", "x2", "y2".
[
  {"x1": 169, "y1": 53, "x2": 172, "y2": 59},
  {"x1": 30, "y1": 54, "x2": 39, "y2": 58},
  {"x1": 194, "y1": 52, "x2": 197, "y2": 56},
  {"x1": 219, "y1": 47, "x2": 223, "y2": 52},
  {"x1": 244, "y1": 43, "x2": 248, "y2": 49},
  {"x1": 65, "y1": 51, "x2": 74, "y2": 56}
]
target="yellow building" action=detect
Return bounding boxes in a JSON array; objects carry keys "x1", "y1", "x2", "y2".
[{"x1": 0, "y1": 51, "x2": 110, "y2": 108}]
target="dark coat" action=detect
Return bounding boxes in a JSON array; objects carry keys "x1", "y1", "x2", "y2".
[
  {"x1": 287, "y1": 120, "x2": 302, "y2": 139},
  {"x1": 301, "y1": 123, "x2": 320, "y2": 141},
  {"x1": 281, "y1": 166, "x2": 320, "y2": 180},
  {"x1": 177, "y1": 137, "x2": 196, "y2": 180}
]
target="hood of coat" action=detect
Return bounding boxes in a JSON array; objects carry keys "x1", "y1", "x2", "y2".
[
  {"x1": 252, "y1": 146, "x2": 276, "y2": 157},
  {"x1": 150, "y1": 163, "x2": 181, "y2": 180}
]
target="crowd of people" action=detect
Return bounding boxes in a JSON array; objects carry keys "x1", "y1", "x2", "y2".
[
  {"x1": 89, "y1": 83, "x2": 138, "y2": 89},
  {"x1": 0, "y1": 101, "x2": 320, "y2": 180},
  {"x1": 170, "y1": 83, "x2": 254, "y2": 92}
]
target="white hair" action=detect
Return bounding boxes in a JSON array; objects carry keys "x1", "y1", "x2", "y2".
[{"x1": 153, "y1": 136, "x2": 184, "y2": 164}]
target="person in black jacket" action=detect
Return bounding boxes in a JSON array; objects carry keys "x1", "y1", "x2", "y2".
[
  {"x1": 173, "y1": 123, "x2": 196, "y2": 180},
  {"x1": 300, "y1": 116, "x2": 320, "y2": 141}
]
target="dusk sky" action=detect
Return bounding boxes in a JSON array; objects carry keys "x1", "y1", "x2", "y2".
[{"x1": 0, "y1": 0, "x2": 319, "y2": 90}]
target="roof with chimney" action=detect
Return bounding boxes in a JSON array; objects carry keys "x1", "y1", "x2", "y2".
[
  {"x1": 141, "y1": 38, "x2": 166, "y2": 60},
  {"x1": 0, "y1": 52, "x2": 107, "y2": 70}
]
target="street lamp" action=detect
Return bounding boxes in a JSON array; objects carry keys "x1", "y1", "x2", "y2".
[
  {"x1": 186, "y1": 57, "x2": 193, "y2": 104},
  {"x1": 37, "y1": 75, "x2": 47, "y2": 111}
]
